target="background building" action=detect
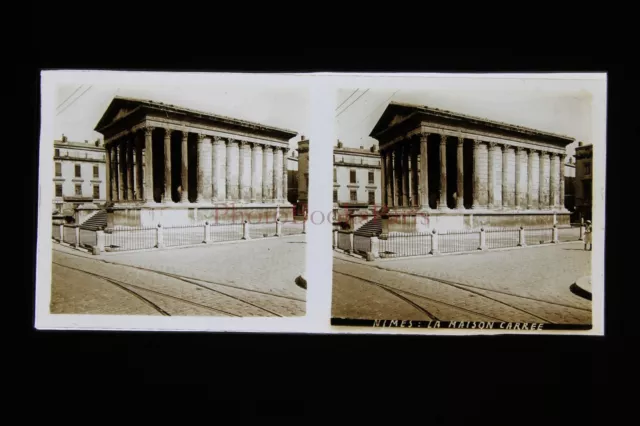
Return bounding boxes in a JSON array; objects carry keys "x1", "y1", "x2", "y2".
[
  {"x1": 574, "y1": 142, "x2": 593, "y2": 221},
  {"x1": 286, "y1": 148, "x2": 299, "y2": 206},
  {"x1": 296, "y1": 137, "x2": 309, "y2": 217},
  {"x1": 564, "y1": 155, "x2": 577, "y2": 218},
  {"x1": 53, "y1": 135, "x2": 107, "y2": 216},
  {"x1": 333, "y1": 141, "x2": 382, "y2": 209}
]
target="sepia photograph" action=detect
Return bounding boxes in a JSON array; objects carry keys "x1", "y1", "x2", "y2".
[
  {"x1": 38, "y1": 72, "x2": 310, "y2": 324},
  {"x1": 330, "y1": 78, "x2": 605, "y2": 333}
]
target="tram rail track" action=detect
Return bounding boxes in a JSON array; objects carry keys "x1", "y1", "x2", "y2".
[
  {"x1": 333, "y1": 257, "x2": 590, "y2": 324},
  {"x1": 52, "y1": 253, "x2": 303, "y2": 317}
]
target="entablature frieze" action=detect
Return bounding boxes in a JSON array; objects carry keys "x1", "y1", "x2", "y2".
[{"x1": 378, "y1": 124, "x2": 567, "y2": 155}]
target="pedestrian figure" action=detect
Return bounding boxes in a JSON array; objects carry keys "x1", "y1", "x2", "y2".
[{"x1": 584, "y1": 220, "x2": 592, "y2": 251}]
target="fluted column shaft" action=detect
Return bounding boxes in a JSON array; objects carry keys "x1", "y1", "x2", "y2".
[
  {"x1": 439, "y1": 135, "x2": 448, "y2": 209},
  {"x1": 380, "y1": 150, "x2": 386, "y2": 207},
  {"x1": 212, "y1": 137, "x2": 226, "y2": 202},
  {"x1": 456, "y1": 137, "x2": 464, "y2": 209},
  {"x1": 105, "y1": 145, "x2": 113, "y2": 203},
  {"x1": 127, "y1": 137, "x2": 134, "y2": 200},
  {"x1": 550, "y1": 153, "x2": 559, "y2": 209},
  {"x1": 226, "y1": 140, "x2": 240, "y2": 201},
  {"x1": 196, "y1": 135, "x2": 212, "y2": 202},
  {"x1": 394, "y1": 146, "x2": 402, "y2": 206},
  {"x1": 515, "y1": 147, "x2": 523, "y2": 209},
  {"x1": 239, "y1": 142, "x2": 252, "y2": 202},
  {"x1": 411, "y1": 142, "x2": 419, "y2": 207},
  {"x1": 163, "y1": 129, "x2": 174, "y2": 203},
  {"x1": 282, "y1": 151, "x2": 288, "y2": 204},
  {"x1": 386, "y1": 150, "x2": 394, "y2": 207},
  {"x1": 400, "y1": 142, "x2": 409, "y2": 206},
  {"x1": 419, "y1": 134, "x2": 429, "y2": 209},
  {"x1": 143, "y1": 127, "x2": 154, "y2": 203},
  {"x1": 527, "y1": 149, "x2": 534, "y2": 209},
  {"x1": 274, "y1": 146, "x2": 284, "y2": 203},
  {"x1": 539, "y1": 151, "x2": 547, "y2": 209},
  {"x1": 487, "y1": 142, "x2": 497, "y2": 208},
  {"x1": 135, "y1": 134, "x2": 143, "y2": 201},
  {"x1": 501, "y1": 145, "x2": 509, "y2": 209},
  {"x1": 251, "y1": 144, "x2": 263, "y2": 202},
  {"x1": 559, "y1": 154, "x2": 566, "y2": 210},
  {"x1": 263, "y1": 146, "x2": 274, "y2": 202},
  {"x1": 119, "y1": 140, "x2": 126, "y2": 201},
  {"x1": 179, "y1": 131, "x2": 189, "y2": 203},
  {"x1": 472, "y1": 141, "x2": 481, "y2": 209}
]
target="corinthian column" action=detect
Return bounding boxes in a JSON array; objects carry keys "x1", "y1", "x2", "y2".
[
  {"x1": 539, "y1": 151, "x2": 547, "y2": 209},
  {"x1": 196, "y1": 134, "x2": 212, "y2": 203},
  {"x1": 105, "y1": 145, "x2": 113, "y2": 203},
  {"x1": 394, "y1": 145, "x2": 402, "y2": 206},
  {"x1": 180, "y1": 131, "x2": 189, "y2": 203},
  {"x1": 487, "y1": 142, "x2": 496, "y2": 208},
  {"x1": 411, "y1": 142, "x2": 419, "y2": 207},
  {"x1": 119, "y1": 140, "x2": 127, "y2": 201},
  {"x1": 143, "y1": 127, "x2": 154, "y2": 203},
  {"x1": 251, "y1": 144, "x2": 263, "y2": 202},
  {"x1": 126, "y1": 137, "x2": 134, "y2": 200},
  {"x1": 386, "y1": 150, "x2": 394, "y2": 207},
  {"x1": 419, "y1": 133, "x2": 429, "y2": 209},
  {"x1": 559, "y1": 154, "x2": 566, "y2": 211},
  {"x1": 527, "y1": 149, "x2": 535, "y2": 209},
  {"x1": 550, "y1": 153, "x2": 559, "y2": 210},
  {"x1": 472, "y1": 140, "x2": 482, "y2": 209},
  {"x1": 274, "y1": 146, "x2": 284, "y2": 203},
  {"x1": 226, "y1": 139, "x2": 240, "y2": 201},
  {"x1": 239, "y1": 141, "x2": 252, "y2": 202},
  {"x1": 515, "y1": 147, "x2": 523, "y2": 209},
  {"x1": 439, "y1": 135, "x2": 448, "y2": 210},
  {"x1": 401, "y1": 142, "x2": 410, "y2": 206},
  {"x1": 501, "y1": 144, "x2": 509, "y2": 209},
  {"x1": 135, "y1": 133, "x2": 143, "y2": 201},
  {"x1": 263, "y1": 146, "x2": 274, "y2": 202},
  {"x1": 163, "y1": 129, "x2": 173, "y2": 204},
  {"x1": 380, "y1": 150, "x2": 387, "y2": 207},
  {"x1": 212, "y1": 136, "x2": 226, "y2": 202},
  {"x1": 456, "y1": 137, "x2": 464, "y2": 209},
  {"x1": 283, "y1": 150, "x2": 289, "y2": 204}
]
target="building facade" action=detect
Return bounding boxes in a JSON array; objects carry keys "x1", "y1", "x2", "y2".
[
  {"x1": 371, "y1": 102, "x2": 575, "y2": 231},
  {"x1": 296, "y1": 137, "x2": 309, "y2": 217},
  {"x1": 287, "y1": 149, "x2": 299, "y2": 206},
  {"x1": 95, "y1": 97, "x2": 297, "y2": 227},
  {"x1": 333, "y1": 142, "x2": 382, "y2": 209},
  {"x1": 574, "y1": 142, "x2": 593, "y2": 221},
  {"x1": 53, "y1": 136, "x2": 107, "y2": 215}
]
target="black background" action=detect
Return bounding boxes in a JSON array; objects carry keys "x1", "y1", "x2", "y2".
[{"x1": 19, "y1": 6, "x2": 633, "y2": 420}]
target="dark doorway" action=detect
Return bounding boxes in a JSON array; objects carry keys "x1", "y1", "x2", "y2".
[{"x1": 188, "y1": 133, "x2": 198, "y2": 202}]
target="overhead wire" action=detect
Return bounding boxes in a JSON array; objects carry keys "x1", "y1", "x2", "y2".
[
  {"x1": 335, "y1": 88, "x2": 359, "y2": 111},
  {"x1": 56, "y1": 85, "x2": 93, "y2": 117},
  {"x1": 56, "y1": 85, "x2": 84, "y2": 111},
  {"x1": 335, "y1": 88, "x2": 370, "y2": 118}
]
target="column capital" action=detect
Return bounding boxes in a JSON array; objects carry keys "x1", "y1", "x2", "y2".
[
  {"x1": 457, "y1": 136, "x2": 464, "y2": 146},
  {"x1": 197, "y1": 133, "x2": 206, "y2": 142},
  {"x1": 440, "y1": 134, "x2": 448, "y2": 145},
  {"x1": 488, "y1": 141, "x2": 499, "y2": 149},
  {"x1": 419, "y1": 131, "x2": 430, "y2": 141},
  {"x1": 251, "y1": 142, "x2": 263, "y2": 151},
  {"x1": 181, "y1": 130, "x2": 189, "y2": 141},
  {"x1": 501, "y1": 143, "x2": 511, "y2": 151},
  {"x1": 263, "y1": 145, "x2": 274, "y2": 152},
  {"x1": 227, "y1": 138, "x2": 238, "y2": 146},
  {"x1": 212, "y1": 135, "x2": 225, "y2": 145},
  {"x1": 239, "y1": 140, "x2": 249, "y2": 148},
  {"x1": 144, "y1": 126, "x2": 155, "y2": 136},
  {"x1": 473, "y1": 139, "x2": 483, "y2": 148},
  {"x1": 516, "y1": 146, "x2": 525, "y2": 153},
  {"x1": 164, "y1": 128, "x2": 173, "y2": 138}
]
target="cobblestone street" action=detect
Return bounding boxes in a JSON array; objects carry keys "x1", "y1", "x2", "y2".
[
  {"x1": 50, "y1": 234, "x2": 307, "y2": 316},
  {"x1": 332, "y1": 241, "x2": 592, "y2": 324}
]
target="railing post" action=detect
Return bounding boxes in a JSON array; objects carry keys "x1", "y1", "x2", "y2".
[
  {"x1": 579, "y1": 224, "x2": 585, "y2": 241},
  {"x1": 302, "y1": 219, "x2": 306, "y2": 234},
  {"x1": 430, "y1": 229, "x2": 439, "y2": 255},
  {"x1": 275, "y1": 218, "x2": 282, "y2": 237},
  {"x1": 348, "y1": 232, "x2": 354, "y2": 253},
  {"x1": 369, "y1": 236, "x2": 380, "y2": 260},
  {"x1": 518, "y1": 226, "x2": 526, "y2": 247},
  {"x1": 333, "y1": 230, "x2": 338, "y2": 249},
  {"x1": 74, "y1": 226, "x2": 80, "y2": 248},
  {"x1": 95, "y1": 230, "x2": 105, "y2": 254},
  {"x1": 552, "y1": 224, "x2": 559, "y2": 243},
  {"x1": 156, "y1": 223, "x2": 164, "y2": 248},
  {"x1": 243, "y1": 220, "x2": 250, "y2": 240},
  {"x1": 58, "y1": 224, "x2": 63, "y2": 242},
  {"x1": 204, "y1": 221, "x2": 210, "y2": 243},
  {"x1": 479, "y1": 227, "x2": 487, "y2": 250}
]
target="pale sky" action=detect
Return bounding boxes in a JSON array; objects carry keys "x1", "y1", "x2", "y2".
[
  {"x1": 54, "y1": 83, "x2": 311, "y2": 151},
  {"x1": 335, "y1": 88, "x2": 594, "y2": 158}
]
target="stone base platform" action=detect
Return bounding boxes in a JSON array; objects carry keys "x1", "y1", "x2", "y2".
[
  {"x1": 106, "y1": 202, "x2": 295, "y2": 228},
  {"x1": 382, "y1": 207, "x2": 571, "y2": 233}
]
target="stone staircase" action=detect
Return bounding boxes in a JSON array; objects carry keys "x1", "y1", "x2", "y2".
[
  {"x1": 79, "y1": 210, "x2": 107, "y2": 231},
  {"x1": 353, "y1": 216, "x2": 382, "y2": 237}
]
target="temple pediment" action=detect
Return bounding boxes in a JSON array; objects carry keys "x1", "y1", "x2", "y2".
[{"x1": 112, "y1": 108, "x2": 130, "y2": 122}]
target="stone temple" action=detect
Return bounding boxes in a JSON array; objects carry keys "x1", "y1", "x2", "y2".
[
  {"x1": 370, "y1": 102, "x2": 575, "y2": 232},
  {"x1": 95, "y1": 97, "x2": 297, "y2": 227}
]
